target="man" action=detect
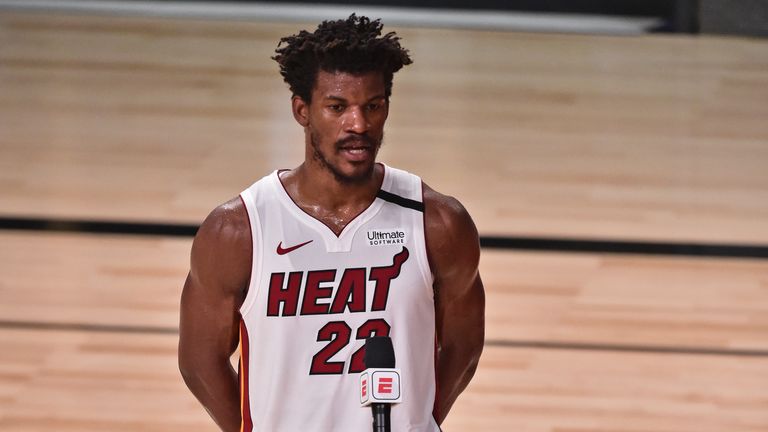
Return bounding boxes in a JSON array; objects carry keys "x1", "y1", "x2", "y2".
[{"x1": 179, "y1": 14, "x2": 484, "y2": 432}]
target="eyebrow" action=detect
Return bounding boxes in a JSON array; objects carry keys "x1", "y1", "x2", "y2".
[{"x1": 323, "y1": 95, "x2": 387, "y2": 103}]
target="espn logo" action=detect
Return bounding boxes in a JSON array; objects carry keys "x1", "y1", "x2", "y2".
[
  {"x1": 360, "y1": 369, "x2": 402, "y2": 406},
  {"x1": 378, "y1": 377, "x2": 394, "y2": 394}
]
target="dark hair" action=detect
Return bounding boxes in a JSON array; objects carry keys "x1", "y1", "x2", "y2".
[{"x1": 272, "y1": 14, "x2": 412, "y2": 102}]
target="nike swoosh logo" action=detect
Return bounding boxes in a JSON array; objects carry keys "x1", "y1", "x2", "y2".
[{"x1": 276, "y1": 240, "x2": 313, "y2": 255}]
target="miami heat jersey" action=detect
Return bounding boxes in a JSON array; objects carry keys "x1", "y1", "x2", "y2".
[{"x1": 238, "y1": 164, "x2": 440, "y2": 432}]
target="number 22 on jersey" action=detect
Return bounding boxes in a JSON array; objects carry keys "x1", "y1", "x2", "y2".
[{"x1": 310, "y1": 318, "x2": 390, "y2": 374}]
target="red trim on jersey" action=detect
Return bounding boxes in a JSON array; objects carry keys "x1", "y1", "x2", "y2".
[
  {"x1": 423, "y1": 181, "x2": 442, "y2": 430},
  {"x1": 421, "y1": 181, "x2": 435, "y2": 276},
  {"x1": 238, "y1": 194, "x2": 253, "y2": 298},
  {"x1": 432, "y1": 333, "x2": 441, "y2": 428},
  {"x1": 239, "y1": 319, "x2": 253, "y2": 432}
]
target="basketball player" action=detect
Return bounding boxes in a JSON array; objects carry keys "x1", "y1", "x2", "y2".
[{"x1": 178, "y1": 15, "x2": 485, "y2": 431}]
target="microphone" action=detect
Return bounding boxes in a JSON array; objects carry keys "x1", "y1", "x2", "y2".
[{"x1": 360, "y1": 336, "x2": 401, "y2": 432}]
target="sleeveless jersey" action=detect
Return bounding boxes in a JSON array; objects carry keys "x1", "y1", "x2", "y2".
[{"x1": 238, "y1": 164, "x2": 440, "y2": 432}]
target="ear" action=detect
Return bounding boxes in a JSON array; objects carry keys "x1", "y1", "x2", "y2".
[{"x1": 292, "y1": 95, "x2": 310, "y2": 127}]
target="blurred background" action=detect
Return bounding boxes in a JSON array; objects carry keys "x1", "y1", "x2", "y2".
[{"x1": 0, "y1": 1, "x2": 767, "y2": 431}]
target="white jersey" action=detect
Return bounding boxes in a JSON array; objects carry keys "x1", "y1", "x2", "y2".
[{"x1": 238, "y1": 164, "x2": 440, "y2": 432}]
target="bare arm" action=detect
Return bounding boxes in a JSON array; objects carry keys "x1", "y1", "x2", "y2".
[
  {"x1": 178, "y1": 197, "x2": 252, "y2": 432},
  {"x1": 424, "y1": 184, "x2": 485, "y2": 425}
]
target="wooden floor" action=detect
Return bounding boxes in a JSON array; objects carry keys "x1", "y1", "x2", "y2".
[{"x1": 1, "y1": 9, "x2": 768, "y2": 432}]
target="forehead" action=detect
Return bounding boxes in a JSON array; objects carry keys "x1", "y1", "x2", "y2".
[{"x1": 312, "y1": 70, "x2": 385, "y2": 100}]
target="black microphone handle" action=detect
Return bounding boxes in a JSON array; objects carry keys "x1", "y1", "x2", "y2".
[{"x1": 371, "y1": 403, "x2": 391, "y2": 432}]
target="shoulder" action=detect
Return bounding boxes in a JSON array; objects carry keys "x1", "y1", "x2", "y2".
[
  {"x1": 422, "y1": 183, "x2": 480, "y2": 280},
  {"x1": 423, "y1": 182, "x2": 478, "y2": 250},
  {"x1": 194, "y1": 196, "x2": 251, "y2": 252},
  {"x1": 190, "y1": 196, "x2": 252, "y2": 296}
]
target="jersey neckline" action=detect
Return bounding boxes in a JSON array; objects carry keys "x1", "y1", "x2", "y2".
[{"x1": 271, "y1": 164, "x2": 392, "y2": 250}]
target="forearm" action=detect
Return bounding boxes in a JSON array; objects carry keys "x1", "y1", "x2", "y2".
[
  {"x1": 434, "y1": 342, "x2": 482, "y2": 424},
  {"x1": 180, "y1": 359, "x2": 242, "y2": 432}
]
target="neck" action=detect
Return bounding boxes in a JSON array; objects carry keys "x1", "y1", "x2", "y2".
[
  {"x1": 278, "y1": 161, "x2": 383, "y2": 236},
  {"x1": 281, "y1": 161, "x2": 384, "y2": 214}
]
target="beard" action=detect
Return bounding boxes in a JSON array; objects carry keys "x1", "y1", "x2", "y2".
[{"x1": 310, "y1": 132, "x2": 383, "y2": 185}]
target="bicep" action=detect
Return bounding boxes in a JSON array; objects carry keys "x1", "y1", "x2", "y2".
[
  {"x1": 434, "y1": 247, "x2": 484, "y2": 349},
  {"x1": 179, "y1": 201, "x2": 251, "y2": 367},
  {"x1": 436, "y1": 273, "x2": 485, "y2": 348},
  {"x1": 425, "y1": 190, "x2": 485, "y2": 345},
  {"x1": 179, "y1": 271, "x2": 241, "y2": 364}
]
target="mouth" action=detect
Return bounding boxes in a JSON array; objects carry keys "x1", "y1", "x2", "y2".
[
  {"x1": 337, "y1": 137, "x2": 376, "y2": 162},
  {"x1": 339, "y1": 145, "x2": 373, "y2": 161}
]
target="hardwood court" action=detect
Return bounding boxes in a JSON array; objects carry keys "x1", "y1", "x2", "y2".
[
  {"x1": 1, "y1": 9, "x2": 767, "y2": 432},
  {"x1": 2, "y1": 12, "x2": 768, "y2": 243}
]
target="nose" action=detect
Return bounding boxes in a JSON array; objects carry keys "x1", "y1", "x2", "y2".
[{"x1": 343, "y1": 106, "x2": 369, "y2": 134}]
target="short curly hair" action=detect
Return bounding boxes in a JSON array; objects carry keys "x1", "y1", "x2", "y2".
[{"x1": 272, "y1": 14, "x2": 412, "y2": 103}]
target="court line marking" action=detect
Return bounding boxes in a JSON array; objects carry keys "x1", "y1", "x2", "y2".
[
  {"x1": 1, "y1": 216, "x2": 767, "y2": 259},
  {"x1": 480, "y1": 235, "x2": 768, "y2": 259},
  {"x1": 0, "y1": 0, "x2": 661, "y2": 34},
  {"x1": 0, "y1": 319, "x2": 179, "y2": 335},
  {"x1": 485, "y1": 339, "x2": 768, "y2": 358},
  {"x1": 1, "y1": 319, "x2": 765, "y2": 358}
]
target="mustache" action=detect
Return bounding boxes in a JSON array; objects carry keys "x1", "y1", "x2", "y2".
[{"x1": 336, "y1": 134, "x2": 377, "y2": 148}]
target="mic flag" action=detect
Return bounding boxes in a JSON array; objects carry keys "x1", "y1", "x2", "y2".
[
  {"x1": 360, "y1": 336, "x2": 402, "y2": 406},
  {"x1": 365, "y1": 336, "x2": 396, "y2": 368}
]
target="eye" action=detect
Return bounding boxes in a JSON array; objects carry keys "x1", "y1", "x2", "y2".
[
  {"x1": 367, "y1": 102, "x2": 381, "y2": 111},
  {"x1": 328, "y1": 104, "x2": 344, "y2": 113}
]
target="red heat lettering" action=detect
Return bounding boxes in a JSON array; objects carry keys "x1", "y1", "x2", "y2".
[
  {"x1": 329, "y1": 267, "x2": 367, "y2": 314},
  {"x1": 369, "y1": 247, "x2": 409, "y2": 311},
  {"x1": 266, "y1": 271, "x2": 303, "y2": 316},
  {"x1": 301, "y1": 270, "x2": 336, "y2": 315},
  {"x1": 266, "y1": 247, "x2": 410, "y2": 317}
]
